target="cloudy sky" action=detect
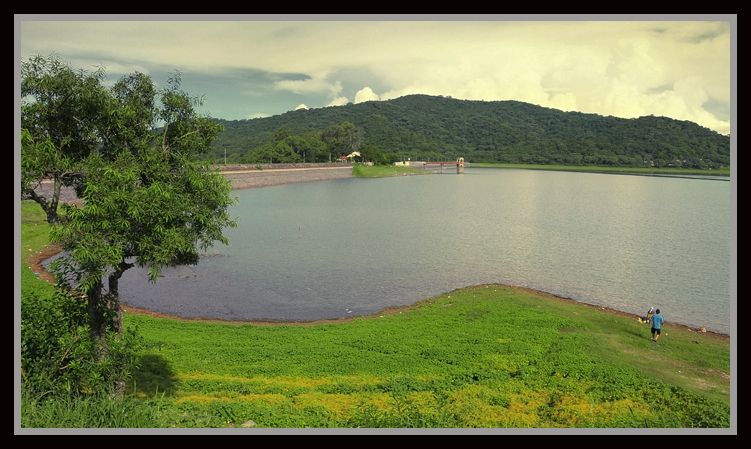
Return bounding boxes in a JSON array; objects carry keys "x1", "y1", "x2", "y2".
[{"x1": 20, "y1": 18, "x2": 732, "y2": 135}]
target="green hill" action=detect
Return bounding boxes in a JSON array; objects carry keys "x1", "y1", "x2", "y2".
[{"x1": 210, "y1": 94, "x2": 729, "y2": 168}]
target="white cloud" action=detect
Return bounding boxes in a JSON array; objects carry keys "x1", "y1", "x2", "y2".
[
  {"x1": 274, "y1": 76, "x2": 342, "y2": 97},
  {"x1": 20, "y1": 20, "x2": 731, "y2": 133},
  {"x1": 248, "y1": 112, "x2": 269, "y2": 119},
  {"x1": 63, "y1": 57, "x2": 152, "y2": 76},
  {"x1": 549, "y1": 93, "x2": 578, "y2": 112},
  {"x1": 354, "y1": 87, "x2": 380, "y2": 104},
  {"x1": 294, "y1": 103, "x2": 308, "y2": 110},
  {"x1": 327, "y1": 96, "x2": 349, "y2": 107}
]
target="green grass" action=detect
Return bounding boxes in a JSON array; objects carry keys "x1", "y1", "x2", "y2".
[
  {"x1": 21, "y1": 389, "x2": 162, "y2": 428},
  {"x1": 471, "y1": 163, "x2": 730, "y2": 177},
  {"x1": 20, "y1": 201, "x2": 56, "y2": 299},
  {"x1": 21, "y1": 201, "x2": 51, "y2": 266},
  {"x1": 352, "y1": 165, "x2": 427, "y2": 178},
  {"x1": 20, "y1": 200, "x2": 730, "y2": 428},
  {"x1": 123, "y1": 289, "x2": 729, "y2": 428}
]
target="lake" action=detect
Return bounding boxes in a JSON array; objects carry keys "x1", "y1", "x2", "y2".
[{"x1": 115, "y1": 168, "x2": 731, "y2": 333}]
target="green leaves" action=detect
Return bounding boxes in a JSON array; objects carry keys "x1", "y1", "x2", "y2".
[
  {"x1": 25, "y1": 57, "x2": 235, "y2": 339},
  {"x1": 50, "y1": 108, "x2": 234, "y2": 296}
]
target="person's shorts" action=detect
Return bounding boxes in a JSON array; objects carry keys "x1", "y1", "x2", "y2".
[{"x1": 651, "y1": 328, "x2": 661, "y2": 335}]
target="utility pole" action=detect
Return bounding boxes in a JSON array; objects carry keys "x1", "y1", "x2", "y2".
[{"x1": 224, "y1": 148, "x2": 227, "y2": 165}]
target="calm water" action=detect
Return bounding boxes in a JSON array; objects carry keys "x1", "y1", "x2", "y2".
[{"x1": 115, "y1": 169, "x2": 731, "y2": 332}]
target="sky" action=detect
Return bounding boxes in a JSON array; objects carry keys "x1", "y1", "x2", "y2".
[{"x1": 19, "y1": 18, "x2": 732, "y2": 135}]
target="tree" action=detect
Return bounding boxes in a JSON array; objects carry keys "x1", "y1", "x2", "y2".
[
  {"x1": 21, "y1": 55, "x2": 110, "y2": 223},
  {"x1": 103, "y1": 72, "x2": 156, "y2": 156},
  {"x1": 321, "y1": 123, "x2": 346, "y2": 159},
  {"x1": 49, "y1": 70, "x2": 235, "y2": 369},
  {"x1": 343, "y1": 122, "x2": 364, "y2": 157},
  {"x1": 360, "y1": 144, "x2": 392, "y2": 165},
  {"x1": 322, "y1": 121, "x2": 364, "y2": 159},
  {"x1": 272, "y1": 127, "x2": 290, "y2": 142}
]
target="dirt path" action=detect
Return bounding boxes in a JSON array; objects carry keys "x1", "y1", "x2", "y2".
[{"x1": 27, "y1": 244, "x2": 62, "y2": 284}]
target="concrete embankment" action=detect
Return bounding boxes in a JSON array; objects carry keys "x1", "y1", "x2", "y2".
[
  {"x1": 215, "y1": 163, "x2": 353, "y2": 190},
  {"x1": 29, "y1": 163, "x2": 355, "y2": 202}
]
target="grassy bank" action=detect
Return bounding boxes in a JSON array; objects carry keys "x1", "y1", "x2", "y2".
[
  {"x1": 21, "y1": 201, "x2": 56, "y2": 298},
  {"x1": 20, "y1": 201, "x2": 730, "y2": 428},
  {"x1": 352, "y1": 165, "x2": 427, "y2": 178},
  {"x1": 121, "y1": 288, "x2": 729, "y2": 428},
  {"x1": 471, "y1": 163, "x2": 730, "y2": 177}
]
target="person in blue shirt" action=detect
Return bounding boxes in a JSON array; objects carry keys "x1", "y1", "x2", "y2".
[{"x1": 651, "y1": 309, "x2": 664, "y2": 342}]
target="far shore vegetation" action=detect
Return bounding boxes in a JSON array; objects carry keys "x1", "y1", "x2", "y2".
[
  {"x1": 352, "y1": 165, "x2": 427, "y2": 178},
  {"x1": 350, "y1": 162, "x2": 729, "y2": 179},
  {"x1": 209, "y1": 95, "x2": 729, "y2": 171},
  {"x1": 471, "y1": 162, "x2": 730, "y2": 177}
]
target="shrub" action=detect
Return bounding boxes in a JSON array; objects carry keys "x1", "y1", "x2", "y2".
[
  {"x1": 21, "y1": 389, "x2": 159, "y2": 428},
  {"x1": 21, "y1": 288, "x2": 142, "y2": 397}
]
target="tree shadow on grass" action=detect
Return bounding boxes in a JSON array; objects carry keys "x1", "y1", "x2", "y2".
[{"x1": 131, "y1": 354, "x2": 177, "y2": 397}]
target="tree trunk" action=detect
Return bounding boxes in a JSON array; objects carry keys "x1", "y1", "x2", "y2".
[
  {"x1": 106, "y1": 261, "x2": 133, "y2": 397},
  {"x1": 88, "y1": 261, "x2": 133, "y2": 397},
  {"x1": 48, "y1": 177, "x2": 61, "y2": 223},
  {"x1": 86, "y1": 282, "x2": 129, "y2": 396},
  {"x1": 45, "y1": 208, "x2": 57, "y2": 224},
  {"x1": 107, "y1": 272, "x2": 121, "y2": 334},
  {"x1": 87, "y1": 280, "x2": 107, "y2": 357},
  {"x1": 107, "y1": 261, "x2": 133, "y2": 335},
  {"x1": 24, "y1": 183, "x2": 57, "y2": 224}
]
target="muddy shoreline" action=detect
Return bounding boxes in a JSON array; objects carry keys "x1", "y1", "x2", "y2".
[
  {"x1": 118, "y1": 285, "x2": 730, "y2": 339},
  {"x1": 27, "y1": 244, "x2": 62, "y2": 284},
  {"x1": 28, "y1": 244, "x2": 729, "y2": 338}
]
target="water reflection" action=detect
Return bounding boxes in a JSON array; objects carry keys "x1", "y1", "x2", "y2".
[{"x1": 112, "y1": 169, "x2": 730, "y2": 332}]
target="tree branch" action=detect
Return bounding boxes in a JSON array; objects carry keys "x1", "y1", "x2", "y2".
[
  {"x1": 175, "y1": 130, "x2": 199, "y2": 141},
  {"x1": 23, "y1": 186, "x2": 49, "y2": 211},
  {"x1": 118, "y1": 260, "x2": 135, "y2": 272},
  {"x1": 162, "y1": 122, "x2": 169, "y2": 151}
]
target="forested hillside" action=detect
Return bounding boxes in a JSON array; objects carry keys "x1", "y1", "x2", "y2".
[{"x1": 209, "y1": 94, "x2": 729, "y2": 168}]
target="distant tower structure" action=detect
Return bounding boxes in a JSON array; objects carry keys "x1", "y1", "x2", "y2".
[{"x1": 457, "y1": 157, "x2": 465, "y2": 174}]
